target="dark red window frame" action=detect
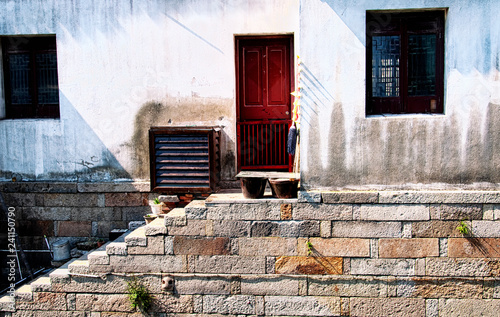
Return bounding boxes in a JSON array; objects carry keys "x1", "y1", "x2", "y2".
[
  {"x1": 2, "y1": 36, "x2": 60, "y2": 119},
  {"x1": 366, "y1": 11, "x2": 445, "y2": 115}
]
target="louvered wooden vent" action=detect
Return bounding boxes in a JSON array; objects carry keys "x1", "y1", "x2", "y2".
[{"x1": 149, "y1": 127, "x2": 220, "y2": 193}]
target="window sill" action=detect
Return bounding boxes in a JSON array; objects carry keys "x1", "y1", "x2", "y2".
[
  {"x1": 366, "y1": 113, "x2": 445, "y2": 119},
  {"x1": 0, "y1": 117, "x2": 60, "y2": 121}
]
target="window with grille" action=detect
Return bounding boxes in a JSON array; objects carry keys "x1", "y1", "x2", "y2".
[
  {"x1": 366, "y1": 11, "x2": 445, "y2": 115},
  {"x1": 2, "y1": 36, "x2": 60, "y2": 119}
]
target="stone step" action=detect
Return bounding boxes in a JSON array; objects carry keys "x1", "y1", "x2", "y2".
[
  {"x1": 106, "y1": 228, "x2": 129, "y2": 256},
  {"x1": 0, "y1": 273, "x2": 54, "y2": 312},
  {"x1": 68, "y1": 254, "x2": 90, "y2": 275},
  {"x1": 88, "y1": 250, "x2": 109, "y2": 266},
  {"x1": 50, "y1": 250, "x2": 93, "y2": 279},
  {"x1": 30, "y1": 275, "x2": 52, "y2": 292},
  {"x1": 87, "y1": 221, "x2": 168, "y2": 272},
  {"x1": 106, "y1": 240, "x2": 128, "y2": 256},
  {"x1": 0, "y1": 294, "x2": 15, "y2": 312},
  {"x1": 14, "y1": 284, "x2": 32, "y2": 302},
  {"x1": 124, "y1": 226, "x2": 147, "y2": 247},
  {"x1": 144, "y1": 216, "x2": 167, "y2": 236},
  {"x1": 164, "y1": 207, "x2": 187, "y2": 227},
  {"x1": 184, "y1": 199, "x2": 207, "y2": 219}
]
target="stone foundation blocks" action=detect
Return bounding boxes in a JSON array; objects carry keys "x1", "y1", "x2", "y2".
[
  {"x1": 239, "y1": 237, "x2": 297, "y2": 256},
  {"x1": 3, "y1": 189, "x2": 500, "y2": 316},
  {"x1": 379, "y1": 238, "x2": 440, "y2": 258},
  {"x1": 240, "y1": 275, "x2": 302, "y2": 296},
  {"x1": 264, "y1": 295, "x2": 341, "y2": 316},
  {"x1": 359, "y1": 204, "x2": 430, "y2": 221},
  {"x1": 350, "y1": 297, "x2": 426, "y2": 317},
  {"x1": 173, "y1": 236, "x2": 231, "y2": 255},
  {"x1": 331, "y1": 220, "x2": 402, "y2": 238},
  {"x1": 448, "y1": 238, "x2": 500, "y2": 258},
  {"x1": 300, "y1": 237, "x2": 371, "y2": 257},
  {"x1": 202, "y1": 295, "x2": 255, "y2": 315},
  {"x1": 308, "y1": 275, "x2": 389, "y2": 297},
  {"x1": 350, "y1": 258, "x2": 415, "y2": 276},
  {"x1": 293, "y1": 203, "x2": 353, "y2": 220},
  {"x1": 275, "y1": 256, "x2": 343, "y2": 275},
  {"x1": 426, "y1": 258, "x2": 500, "y2": 277}
]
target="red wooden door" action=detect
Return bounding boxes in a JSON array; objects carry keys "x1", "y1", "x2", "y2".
[{"x1": 236, "y1": 36, "x2": 294, "y2": 171}]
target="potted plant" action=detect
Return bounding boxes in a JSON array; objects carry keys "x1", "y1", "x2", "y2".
[
  {"x1": 96, "y1": 238, "x2": 105, "y2": 248},
  {"x1": 150, "y1": 198, "x2": 164, "y2": 215},
  {"x1": 144, "y1": 213, "x2": 158, "y2": 224}
]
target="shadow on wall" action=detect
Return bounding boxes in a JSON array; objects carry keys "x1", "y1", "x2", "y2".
[
  {"x1": 320, "y1": 0, "x2": 500, "y2": 74},
  {"x1": 304, "y1": 100, "x2": 500, "y2": 189},
  {"x1": 300, "y1": 63, "x2": 335, "y2": 127},
  {"x1": 49, "y1": 0, "x2": 225, "y2": 56},
  {"x1": 297, "y1": 1, "x2": 500, "y2": 188},
  {"x1": 0, "y1": 1, "x2": 233, "y2": 183},
  {"x1": 0, "y1": 93, "x2": 131, "y2": 182}
]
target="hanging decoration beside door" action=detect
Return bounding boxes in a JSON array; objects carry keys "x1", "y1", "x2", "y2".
[{"x1": 288, "y1": 55, "x2": 302, "y2": 173}]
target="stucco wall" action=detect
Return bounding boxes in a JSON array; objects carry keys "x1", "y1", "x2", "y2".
[
  {"x1": 0, "y1": 42, "x2": 4, "y2": 119},
  {"x1": 300, "y1": 0, "x2": 500, "y2": 190},
  {"x1": 0, "y1": 0, "x2": 299, "y2": 182},
  {"x1": 1, "y1": 0, "x2": 499, "y2": 190}
]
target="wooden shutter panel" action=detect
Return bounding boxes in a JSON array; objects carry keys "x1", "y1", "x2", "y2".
[{"x1": 149, "y1": 127, "x2": 220, "y2": 193}]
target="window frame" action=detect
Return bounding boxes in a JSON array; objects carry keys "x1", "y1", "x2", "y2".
[
  {"x1": 366, "y1": 10, "x2": 445, "y2": 115},
  {"x1": 1, "y1": 35, "x2": 60, "y2": 119}
]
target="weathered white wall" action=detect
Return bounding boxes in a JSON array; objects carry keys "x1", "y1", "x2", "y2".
[
  {"x1": 1, "y1": 0, "x2": 498, "y2": 190},
  {"x1": 0, "y1": 0, "x2": 299, "y2": 181},
  {"x1": 300, "y1": 0, "x2": 500, "y2": 190},
  {"x1": 0, "y1": 42, "x2": 4, "y2": 119}
]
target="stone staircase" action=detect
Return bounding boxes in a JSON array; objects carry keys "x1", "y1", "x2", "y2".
[{"x1": 1, "y1": 190, "x2": 500, "y2": 316}]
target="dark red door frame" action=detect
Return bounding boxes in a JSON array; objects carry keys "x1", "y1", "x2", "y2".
[{"x1": 235, "y1": 35, "x2": 294, "y2": 172}]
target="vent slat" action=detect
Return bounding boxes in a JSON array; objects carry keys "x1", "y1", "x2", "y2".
[
  {"x1": 157, "y1": 166, "x2": 209, "y2": 170},
  {"x1": 156, "y1": 137, "x2": 208, "y2": 143},
  {"x1": 157, "y1": 152, "x2": 208, "y2": 157},
  {"x1": 157, "y1": 172, "x2": 210, "y2": 177},
  {"x1": 157, "y1": 159, "x2": 209, "y2": 164},
  {"x1": 156, "y1": 146, "x2": 209, "y2": 150},
  {"x1": 157, "y1": 179, "x2": 211, "y2": 184},
  {"x1": 151, "y1": 127, "x2": 220, "y2": 193}
]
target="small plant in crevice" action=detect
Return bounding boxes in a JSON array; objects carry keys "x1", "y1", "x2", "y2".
[
  {"x1": 127, "y1": 277, "x2": 154, "y2": 314},
  {"x1": 306, "y1": 240, "x2": 313, "y2": 256},
  {"x1": 456, "y1": 220, "x2": 471, "y2": 236}
]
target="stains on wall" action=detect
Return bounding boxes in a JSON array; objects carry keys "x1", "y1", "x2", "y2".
[
  {"x1": 299, "y1": 0, "x2": 500, "y2": 190},
  {"x1": 304, "y1": 102, "x2": 500, "y2": 190},
  {"x1": 129, "y1": 96, "x2": 235, "y2": 180},
  {"x1": 0, "y1": 166, "x2": 130, "y2": 183}
]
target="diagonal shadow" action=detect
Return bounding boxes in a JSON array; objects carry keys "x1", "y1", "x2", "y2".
[
  {"x1": 163, "y1": 12, "x2": 224, "y2": 54},
  {"x1": 466, "y1": 236, "x2": 500, "y2": 257},
  {"x1": 308, "y1": 246, "x2": 343, "y2": 275}
]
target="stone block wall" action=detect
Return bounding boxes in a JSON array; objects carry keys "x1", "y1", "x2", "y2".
[
  {"x1": 0, "y1": 190, "x2": 499, "y2": 316},
  {"x1": 0, "y1": 182, "x2": 205, "y2": 249}
]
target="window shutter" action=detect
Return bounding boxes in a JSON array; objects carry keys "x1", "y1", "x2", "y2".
[{"x1": 149, "y1": 127, "x2": 220, "y2": 193}]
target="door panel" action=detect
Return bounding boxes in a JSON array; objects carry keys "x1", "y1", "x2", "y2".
[
  {"x1": 243, "y1": 47, "x2": 263, "y2": 106},
  {"x1": 268, "y1": 45, "x2": 286, "y2": 104},
  {"x1": 236, "y1": 36, "x2": 294, "y2": 171}
]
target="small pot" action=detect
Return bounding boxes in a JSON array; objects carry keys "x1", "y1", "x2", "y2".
[
  {"x1": 76, "y1": 241, "x2": 97, "y2": 251},
  {"x1": 150, "y1": 204, "x2": 163, "y2": 215},
  {"x1": 240, "y1": 177, "x2": 267, "y2": 199},
  {"x1": 268, "y1": 178, "x2": 299, "y2": 198},
  {"x1": 144, "y1": 214, "x2": 158, "y2": 224}
]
